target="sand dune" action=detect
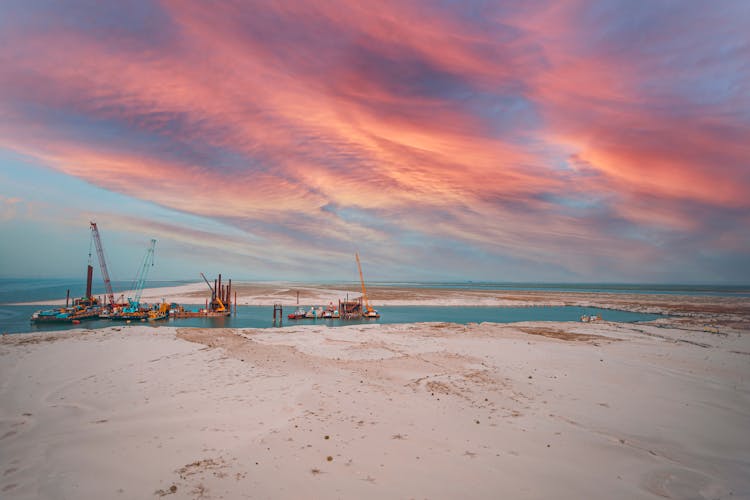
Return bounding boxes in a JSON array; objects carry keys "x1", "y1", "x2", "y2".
[{"x1": 1, "y1": 316, "x2": 748, "y2": 499}]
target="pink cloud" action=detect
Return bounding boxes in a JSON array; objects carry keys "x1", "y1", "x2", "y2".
[{"x1": 1, "y1": 0, "x2": 747, "y2": 280}]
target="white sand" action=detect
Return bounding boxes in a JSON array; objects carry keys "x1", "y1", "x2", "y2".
[{"x1": 1, "y1": 318, "x2": 748, "y2": 499}]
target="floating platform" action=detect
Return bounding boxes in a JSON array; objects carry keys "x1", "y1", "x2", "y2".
[
  {"x1": 31, "y1": 308, "x2": 101, "y2": 323},
  {"x1": 171, "y1": 310, "x2": 231, "y2": 318},
  {"x1": 31, "y1": 296, "x2": 102, "y2": 324}
]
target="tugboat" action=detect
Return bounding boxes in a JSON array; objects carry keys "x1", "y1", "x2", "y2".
[{"x1": 288, "y1": 306, "x2": 307, "y2": 320}]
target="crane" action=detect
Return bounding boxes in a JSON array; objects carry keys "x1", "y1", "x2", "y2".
[
  {"x1": 355, "y1": 252, "x2": 379, "y2": 318},
  {"x1": 90, "y1": 222, "x2": 116, "y2": 306},
  {"x1": 200, "y1": 272, "x2": 215, "y2": 300},
  {"x1": 200, "y1": 272, "x2": 227, "y2": 312},
  {"x1": 125, "y1": 239, "x2": 156, "y2": 312}
]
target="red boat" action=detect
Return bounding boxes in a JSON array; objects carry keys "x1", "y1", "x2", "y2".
[{"x1": 288, "y1": 307, "x2": 307, "y2": 320}]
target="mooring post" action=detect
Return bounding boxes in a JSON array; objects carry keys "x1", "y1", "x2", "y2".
[{"x1": 273, "y1": 303, "x2": 283, "y2": 324}]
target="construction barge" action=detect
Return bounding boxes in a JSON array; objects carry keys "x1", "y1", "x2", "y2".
[
  {"x1": 29, "y1": 221, "x2": 235, "y2": 326},
  {"x1": 30, "y1": 222, "x2": 380, "y2": 327},
  {"x1": 171, "y1": 273, "x2": 234, "y2": 318},
  {"x1": 31, "y1": 222, "x2": 172, "y2": 325},
  {"x1": 30, "y1": 296, "x2": 101, "y2": 324},
  {"x1": 31, "y1": 244, "x2": 103, "y2": 324}
]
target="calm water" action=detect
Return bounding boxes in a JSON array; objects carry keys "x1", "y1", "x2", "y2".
[
  {"x1": 0, "y1": 305, "x2": 662, "y2": 335},
  {"x1": 5, "y1": 278, "x2": 740, "y2": 334}
]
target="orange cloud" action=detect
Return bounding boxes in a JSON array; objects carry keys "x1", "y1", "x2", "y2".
[{"x1": 1, "y1": 0, "x2": 747, "y2": 280}]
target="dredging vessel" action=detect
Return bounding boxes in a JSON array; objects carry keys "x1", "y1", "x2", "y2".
[{"x1": 170, "y1": 273, "x2": 233, "y2": 318}]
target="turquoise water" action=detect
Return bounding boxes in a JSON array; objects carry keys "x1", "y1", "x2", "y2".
[{"x1": 0, "y1": 305, "x2": 662, "y2": 335}]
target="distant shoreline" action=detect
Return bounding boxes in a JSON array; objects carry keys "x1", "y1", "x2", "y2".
[{"x1": 8, "y1": 282, "x2": 750, "y2": 322}]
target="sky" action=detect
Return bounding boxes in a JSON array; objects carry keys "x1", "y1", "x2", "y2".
[{"x1": 1, "y1": 0, "x2": 749, "y2": 284}]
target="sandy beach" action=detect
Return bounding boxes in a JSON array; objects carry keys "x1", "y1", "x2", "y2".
[{"x1": 1, "y1": 298, "x2": 749, "y2": 499}]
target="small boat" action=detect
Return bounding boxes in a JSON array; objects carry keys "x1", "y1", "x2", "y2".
[
  {"x1": 322, "y1": 302, "x2": 338, "y2": 319},
  {"x1": 287, "y1": 307, "x2": 307, "y2": 320},
  {"x1": 363, "y1": 309, "x2": 380, "y2": 319},
  {"x1": 580, "y1": 314, "x2": 602, "y2": 323}
]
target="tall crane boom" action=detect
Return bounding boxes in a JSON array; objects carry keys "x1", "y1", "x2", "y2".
[
  {"x1": 200, "y1": 272, "x2": 215, "y2": 298},
  {"x1": 129, "y1": 239, "x2": 156, "y2": 308},
  {"x1": 90, "y1": 222, "x2": 115, "y2": 306},
  {"x1": 355, "y1": 252, "x2": 373, "y2": 314}
]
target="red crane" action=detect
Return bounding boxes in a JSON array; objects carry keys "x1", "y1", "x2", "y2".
[{"x1": 90, "y1": 222, "x2": 116, "y2": 306}]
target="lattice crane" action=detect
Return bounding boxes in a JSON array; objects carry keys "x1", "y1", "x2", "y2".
[
  {"x1": 128, "y1": 239, "x2": 156, "y2": 310},
  {"x1": 90, "y1": 222, "x2": 115, "y2": 306},
  {"x1": 355, "y1": 252, "x2": 379, "y2": 317}
]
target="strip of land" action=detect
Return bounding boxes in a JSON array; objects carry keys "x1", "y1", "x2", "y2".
[
  {"x1": 1, "y1": 310, "x2": 749, "y2": 499},
  {"x1": 16, "y1": 282, "x2": 750, "y2": 323}
]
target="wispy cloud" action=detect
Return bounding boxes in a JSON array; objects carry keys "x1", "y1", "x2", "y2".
[{"x1": 1, "y1": 0, "x2": 748, "y2": 281}]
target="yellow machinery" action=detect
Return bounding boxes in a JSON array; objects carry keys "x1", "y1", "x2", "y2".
[
  {"x1": 214, "y1": 298, "x2": 227, "y2": 312},
  {"x1": 200, "y1": 272, "x2": 227, "y2": 313},
  {"x1": 355, "y1": 253, "x2": 379, "y2": 318},
  {"x1": 147, "y1": 302, "x2": 171, "y2": 321}
]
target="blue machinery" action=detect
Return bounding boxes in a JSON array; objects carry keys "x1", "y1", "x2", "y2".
[{"x1": 124, "y1": 239, "x2": 156, "y2": 313}]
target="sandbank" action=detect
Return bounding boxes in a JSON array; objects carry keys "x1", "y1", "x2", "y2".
[{"x1": 1, "y1": 314, "x2": 748, "y2": 498}]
